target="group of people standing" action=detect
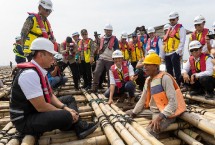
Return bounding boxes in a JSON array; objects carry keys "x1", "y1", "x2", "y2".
[{"x1": 10, "y1": 0, "x2": 215, "y2": 140}]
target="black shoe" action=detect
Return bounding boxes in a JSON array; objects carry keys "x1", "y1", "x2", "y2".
[
  {"x1": 76, "y1": 121, "x2": 99, "y2": 139},
  {"x1": 81, "y1": 85, "x2": 87, "y2": 89},
  {"x1": 190, "y1": 90, "x2": 204, "y2": 96},
  {"x1": 205, "y1": 92, "x2": 214, "y2": 100},
  {"x1": 91, "y1": 86, "x2": 98, "y2": 93}
]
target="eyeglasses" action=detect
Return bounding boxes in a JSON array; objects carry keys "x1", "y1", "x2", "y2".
[
  {"x1": 194, "y1": 24, "x2": 201, "y2": 27},
  {"x1": 190, "y1": 49, "x2": 199, "y2": 53},
  {"x1": 132, "y1": 36, "x2": 137, "y2": 38},
  {"x1": 170, "y1": 19, "x2": 176, "y2": 21},
  {"x1": 43, "y1": 7, "x2": 52, "y2": 13}
]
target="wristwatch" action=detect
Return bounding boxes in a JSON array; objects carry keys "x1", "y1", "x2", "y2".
[{"x1": 60, "y1": 104, "x2": 67, "y2": 109}]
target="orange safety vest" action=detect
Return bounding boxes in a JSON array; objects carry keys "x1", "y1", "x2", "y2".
[
  {"x1": 144, "y1": 72, "x2": 186, "y2": 118},
  {"x1": 191, "y1": 28, "x2": 209, "y2": 45},
  {"x1": 111, "y1": 61, "x2": 129, "y2": 89},
  {"x1": 17, "y1": 62, "x2": 52, "y2": 103},
  {"x1": 100, "y1": 36, "x2": 116, "y2": 50},
  {"x1": 189, "y1": 53, "x2": 207, "y2": 74}
]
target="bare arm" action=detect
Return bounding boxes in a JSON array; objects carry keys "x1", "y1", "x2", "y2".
[{"x1": 21, "y1": 17, "x2": 34, "y2": 47}]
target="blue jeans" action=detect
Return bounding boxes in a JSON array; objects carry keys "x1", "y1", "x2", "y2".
[{"x1": 49, "y1": 76, "x2": 68, "y2": 89}]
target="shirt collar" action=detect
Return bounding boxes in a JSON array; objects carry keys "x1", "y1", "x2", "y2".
[
  {"x1": 115, "y1": 64, "x2": 122, "y2": 71},
  {"x1": 31, "y1": 59, "x2": 47, "y2": 77}
]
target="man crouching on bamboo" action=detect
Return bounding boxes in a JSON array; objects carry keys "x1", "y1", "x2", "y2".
[{"x1": 126, "y1": 52, "x2": 186, "y2": 138}]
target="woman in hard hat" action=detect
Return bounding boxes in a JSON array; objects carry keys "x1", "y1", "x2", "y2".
[{"x1": 104, "y1": 50, "x2": 137, "y2": 105}]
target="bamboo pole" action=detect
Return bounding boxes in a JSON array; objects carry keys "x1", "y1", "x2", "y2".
[
  {"x1": 94, "y1": 94, "x2": 151, "y2": 145},
  {"x1": 0, "y1": 117, "x2": 10, "y2": 125},
  {"x1": 50, "y1": 135, "x2": 109, "y2": 145},
  {"x1": 57, "y1": 90, "x2": 82, "y2": 96},
  {"x1": 195, "y1": 129, "x2": 215, "y2": 145},
  {"x1": 0, "y1": 128, "x2": 16, "y2": 145},
  {"x1": 188, "y1": 106, "x2": 215, "y2": 119},
  {"x1": 162, "y1": 122, "x2": 191, "y2": 132},
  {"x1": 79, "y1": 111, "x2": 94, "y2": 117},
  {"x1": 184, "y1": 94, "x2": 215, "y2": 106},
  {"x1": 6, "y1": 139, "x2": 20, "y2": 145},
  {"x1": 0, "y1": 122, "x2": 13, "y2": 139},
  {"x1": 183, "y1": 129, "x2": 201, "y2": 141},
  {"x1": 92, "y1": 94, "x2": 141, "y2": 145},
  {"x1": 174, "y1": 130, "x2": 203, "y2": 145},
  {"x1": 78, "y1": 106, "x2": 92, "y2": 113},
  {"x1": 180, "y1": 112, "x2": 215, "y2": 137},
  {"x1": 82, "y1": 90, "x2": 125, "y2": 145},
  {"x1": 99, "y1": 94, "x2": 163, "y2": 145},
  {"x1": 21, "y1": 135, "x2": 35, "y2": 145},
  {"x1": 160, "y1": 137, "x2": 182, "y2": 145}
]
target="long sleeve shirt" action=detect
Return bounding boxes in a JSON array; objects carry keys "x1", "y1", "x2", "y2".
[
  {"x1": 133, "y1": 74, "x2": 177, "y2": 117},
  {"x1": 181, "y1": 56, "x2": 213, "y2": 77},
  {"x1": 59, "y1": 42, "x2": 78, "y2": 64}
]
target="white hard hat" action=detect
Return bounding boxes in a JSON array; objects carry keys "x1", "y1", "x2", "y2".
[
  {"x1": 189, "y1": 40, "x2": 202, "y2": 50},
  {"x1": 39, "y1": 0, "x2": 53, "y2": 10},
  {"x1": 15, "y1": 36, "x2": 21, "y2": 41},
  {"x1": 194, "y1": 15, "x2": 205, "y2": 25},
  {"x1": 30, "y1": 38, "x2": 57, "y2": 54},
  {"x1": 169, "y1": 11, "x2": 179, "y2": 19},
  {"x1": 112, "y1": 50, "x2": 123, "y2": 59},
  {"x1": 212, "y1": 21, "x2": 215, "y2": 29},
  {"x1": 121, "y1": 32, "x2": 128, "y2": 39},
  {"x1": 147, "y1": 27, "x2": 155, "y2": 33},
  {"x1": 163, "y1": 24, "x2": 171, "y2": 31},
  {"x1": 54, "y1": 53, "x2": 63, "y2": 61},
  {"x1": 148, "y1": 49, "x2": 156, "y2": 54},
  {"x1": 104, "y1": 24, "x2": 113, "y2": 30},
  {"x1": 72, "y1": 32, "x2": 79, "y2": 37}
]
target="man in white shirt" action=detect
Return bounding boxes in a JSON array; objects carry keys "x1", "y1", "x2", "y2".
[
  {"x1": 163, "y1": 12, "x2": 186, "y2": 85},
  {"x1": 181, "y1": 40, "x2": 215, "y2": 99},
  {"x1": 10, "y1": 38, "x2": 98, "y2": 139},
  {"x1": 104, "y1": 50, "x2": 137, "y2": 105}
]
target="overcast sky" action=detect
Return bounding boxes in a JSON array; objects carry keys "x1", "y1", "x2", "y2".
[{"x1": 0, "y1": 0, "x2": 214, "y2": 66}]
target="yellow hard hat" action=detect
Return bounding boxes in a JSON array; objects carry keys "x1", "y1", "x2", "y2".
[{"x1": 143, "y1": 52, "x2": 161, "y2": 65}]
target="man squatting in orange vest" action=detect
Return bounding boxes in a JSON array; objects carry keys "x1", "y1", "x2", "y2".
[
  {"x1": 126, "y1": 52, "x2": 186, "y2": 138},
  {"x1": 104, "y1": 50, "x2": 138, "y2": 105}
]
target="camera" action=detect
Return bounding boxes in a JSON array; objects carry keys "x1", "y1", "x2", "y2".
[
  {"x1": 134, "y1": 69, "x2": 140, "y2": 76},
  {"x1": 207, "y1": 34, "x2": 215, "y2": 39}
]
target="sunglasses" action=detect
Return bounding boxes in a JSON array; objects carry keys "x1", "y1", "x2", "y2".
[
  {"x1": 170, "y1": 19, "x2": 176, "y2": 21},
  {"x1": 194, "y1": 24, "x2": 201, "y2": 27},
  {"x1": 190, "y1": 49, "x2": 199, "y2": 53},
  {"x1": 132, "y1": 36, "x2": 137, "y2": 38},
  {"x1": 43, "y1": 7, "x2": 52, "y2": 13}
]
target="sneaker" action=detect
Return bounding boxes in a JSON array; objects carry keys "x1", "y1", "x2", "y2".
[{"x1": 76, "y1": 121, "x2": 99, "y2": 139}]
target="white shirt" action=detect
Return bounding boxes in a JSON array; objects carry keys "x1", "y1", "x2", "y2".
[
  {"x1": 18, "y1": 60, "x2": 48, "y2": 100},
  {"x1": 165, "y1": 24, "x2": 186, "y2": 56},
  {"x1": 181, "y1": 56, "x2": 213, "y2": 77},
  {"x1": 109, "y1": 64, "x2": 134, "y2": 85}
]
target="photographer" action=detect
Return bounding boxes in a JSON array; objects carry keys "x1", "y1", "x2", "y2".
[
  {"x1": 47, "y1": 53, "x2": 68, "y2": 89},
  {"x1": 60, "y1": 36, "x2": 80, "y2": 90}
]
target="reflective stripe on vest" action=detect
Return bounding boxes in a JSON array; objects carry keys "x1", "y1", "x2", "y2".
[
  {"x1": 119, "y1": 41, "x2": 130, "y2": 60},
  {"x1": 111, "y1": 61, "x2": 129, "y2": 88},
  {"x1": 191, "y1": 28, "x2": 209, "y2": 45},
  {"x1": 163, "y1": 24, "x2": 182, "y2": 53},
  {"x1": 24, "y1": 13, "x2": 53, "y2": 54},
  {"x1": 13, "y1": 44, "x2": 26, "y2": 58},
  {"x1": 129, "y1": 41, "x2": 143, "y2": 62},
  {"x1": 78, "y1": 39, "x2": 91, "y2": 63},
  {"x1": 100, "y1": 36, "x2": 116, "y2": 50},
  {"x1": 144, "y1": 72, "x2": 186, "y2": 118},
  {"x1": 17, "y1": 62, "x2": 52, "y2": 103}
]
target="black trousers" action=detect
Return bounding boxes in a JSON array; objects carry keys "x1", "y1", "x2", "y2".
[
  {"x1": 131, "y1": 62, "x2": 137, "y2": 71},
  {"x1": 165, "y1": 52, "x2": 181, "y2": 85},
  {"x1": 62, "y1": 62, "x2": 80, "y2": 89},
  {"x1": 135, "y1": 69, "x2": 146, "y2": 90},
  {"x1": 80, "y1": 61, "x2": 92, "y2": 87},
  {"x1": 182, "y1": 75, "x2": 215, "y2": 93},
  {"x1": 15, "y1": 57, "x2": 26, "y2": 64},
  {"x1": 13, "y1": 96, "x2": 79, "y2": 135}
]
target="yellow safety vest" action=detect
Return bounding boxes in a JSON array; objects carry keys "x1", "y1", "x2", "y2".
[
  {"x1": 129, "y1": 41, "x2": 143, "y2": 62},
  {"x1": 119, "y1": 42, "x2": 130, "y2": 61},
  {"x1": 13, "y1": 44, "x2": 26, "y2": 58},
  {"x1": 78, "y1": 39, "x2": 92, "y2": 63},
  {"x1": 23, "y1": 16, "x2": 50, "y2": 55},
  {"x1": 164, "y1": 26, "x2": 181, "y2": 53}
]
